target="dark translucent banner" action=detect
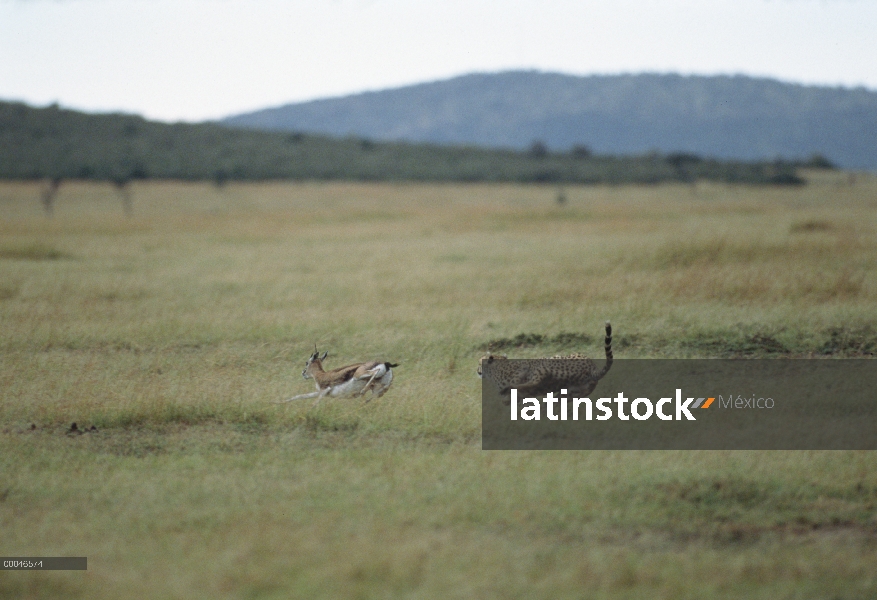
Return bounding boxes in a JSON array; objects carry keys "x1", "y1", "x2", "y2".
[
  {"x1": 1, "y1": 557, "x2": 87, "y2": 570},
  {"x1": 481, "y1": 359, "x2": 877, "y2": 449}
]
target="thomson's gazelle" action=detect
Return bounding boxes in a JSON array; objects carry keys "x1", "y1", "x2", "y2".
[{"x1": 276, "y1": 348, "x2": 399, "y2": 405}]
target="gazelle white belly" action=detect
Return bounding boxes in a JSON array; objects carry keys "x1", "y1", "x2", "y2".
[{"x1": 327, "y1": 378, "x2": 369, "y2": 397}]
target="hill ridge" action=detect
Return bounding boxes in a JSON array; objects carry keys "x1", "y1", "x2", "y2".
[{"x1": 223, "y1": 71, "x2": 877, "y2": 169}]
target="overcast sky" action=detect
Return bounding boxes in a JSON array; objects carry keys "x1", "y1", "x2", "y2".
[{"x1": 2, "y1": 0, "x2": 875, "y2": 122}]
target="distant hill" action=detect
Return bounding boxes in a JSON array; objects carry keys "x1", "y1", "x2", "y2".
[
  {"x1": 224, "y1": 71, "x2": 877, "y2": 170},
  {"x1": 0, "y1": 100, "x2": 805, "y2": 185}
]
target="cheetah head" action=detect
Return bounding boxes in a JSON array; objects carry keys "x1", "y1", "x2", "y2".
[{"x1": 477, "y1": 352, "x2": 507, "y2": 378}]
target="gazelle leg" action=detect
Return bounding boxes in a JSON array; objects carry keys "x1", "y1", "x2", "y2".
[
  {"x1": 273, "y1": 391, "x2": 320, "y2": 404},
  {"x1": 311, "y1": 387, "x2": 331, "y2": 408},
  {"x1": 372, "y1": 372, "x2": 393, "y2": 399},
  {"x1": 364, "y1": 370, "x2": 394, "y2": 401},
  {"x1": 357, "y1": 369, "x2": 381, "y2": 396}
]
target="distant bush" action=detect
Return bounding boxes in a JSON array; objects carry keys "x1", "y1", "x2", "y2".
[
  {"x1": 766, "y1": 173, "x2": 806, "y2": 186},
  {"x1": 801, "y1": 154, "x2": 836, "y2": 170},
  {"x1": 570, "y1": 145, "x2": 592, "y2": 159},
  {"x1": 528, "y1": 140, "x2": 549, "y2": 159},
  {"x1": 665, "y1": 152, "x2": 703, "y2": 168}
]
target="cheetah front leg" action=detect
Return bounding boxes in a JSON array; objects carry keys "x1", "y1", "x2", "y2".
[{"x1": 499, "y1": 369, "x2": 549, "y2": 396}]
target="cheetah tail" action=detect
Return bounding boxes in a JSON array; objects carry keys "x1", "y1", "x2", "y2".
[{"x1": 596, "y1": 320, "x2": 613, "y2": 379}]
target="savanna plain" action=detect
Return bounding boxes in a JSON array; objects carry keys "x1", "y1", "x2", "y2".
[{"x1": 1, "y1": 174, "x2": 876, "y2": 599}]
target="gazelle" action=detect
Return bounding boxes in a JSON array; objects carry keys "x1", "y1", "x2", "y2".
[{"x1": 276, "y1": 347, "x2": 399, "y2": 405}]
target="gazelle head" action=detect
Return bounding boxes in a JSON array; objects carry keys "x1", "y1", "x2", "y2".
[{"x1": 303, "y1": 346, "x2": 329, "y2": 379}]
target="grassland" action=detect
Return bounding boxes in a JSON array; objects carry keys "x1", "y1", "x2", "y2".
[{"x1": 1, "y1": 173, "x2": 876, "y2": 598}]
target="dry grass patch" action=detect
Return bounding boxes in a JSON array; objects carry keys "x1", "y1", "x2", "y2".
[{"x1": 1, "y1": 177, "x2": 877, "y2": 598}]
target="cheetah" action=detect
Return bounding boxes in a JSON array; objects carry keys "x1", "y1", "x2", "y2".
[{"x1": 478, "y1": 321, "x2": 613, "y2": 401}]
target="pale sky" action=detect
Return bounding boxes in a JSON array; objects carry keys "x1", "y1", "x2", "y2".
[{"x1": 1, "y1": 0, "x2": 876, "y2": 122}]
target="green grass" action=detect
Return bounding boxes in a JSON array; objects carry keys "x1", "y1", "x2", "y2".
[{"x1": 1, "y1": 173, "x2": 877, "y2": 598}]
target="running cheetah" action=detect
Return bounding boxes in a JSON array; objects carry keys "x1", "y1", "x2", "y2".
[{"x1": 478, "y1": 322, "x2": 613, "y2": 400}]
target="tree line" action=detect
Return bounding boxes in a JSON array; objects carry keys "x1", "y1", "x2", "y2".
[{"x1": 1, "y1": 101, "x2": 824, "y2": 187}]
